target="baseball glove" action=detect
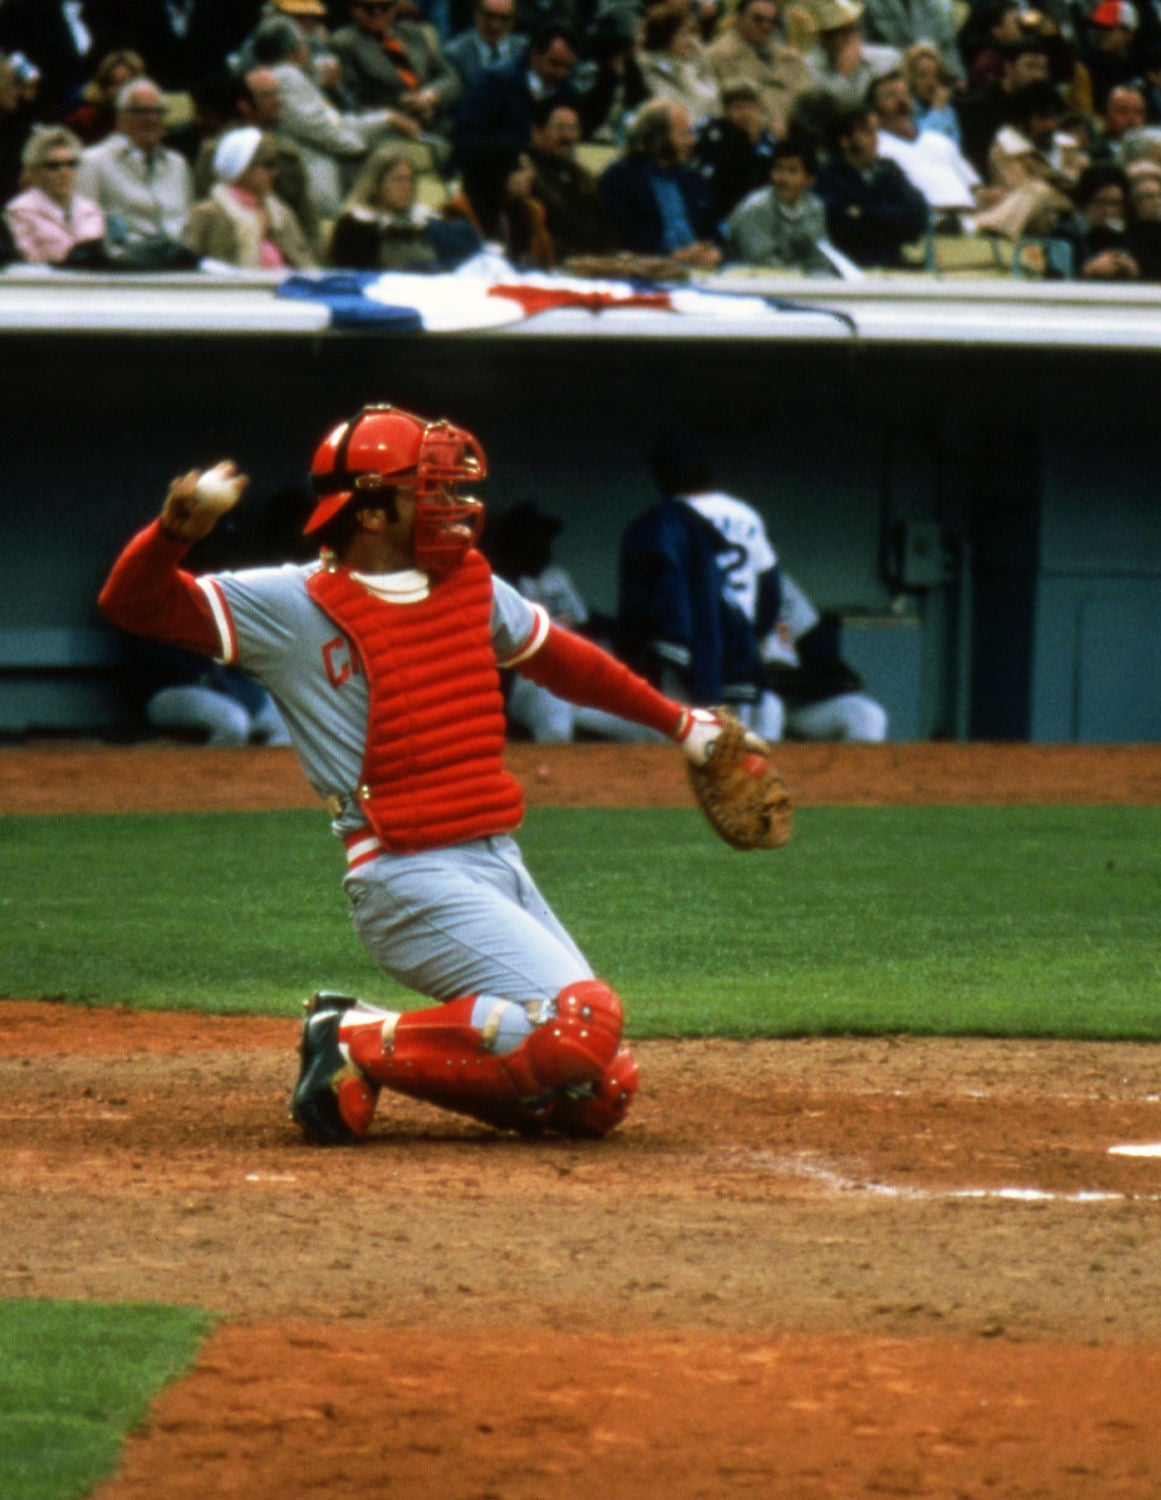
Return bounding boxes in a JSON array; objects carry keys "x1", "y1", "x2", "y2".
[{"x1": 686, "y1": 710, "x2": 793, "y2": 851}]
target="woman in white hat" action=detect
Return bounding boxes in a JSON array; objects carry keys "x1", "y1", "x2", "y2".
[{"x1": 182, "y1": 124, "x2": 316, "y2": 269}]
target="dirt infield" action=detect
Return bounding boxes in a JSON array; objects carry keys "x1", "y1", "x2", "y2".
[
  {"x1": 4, "y1": 741, "x2": 1161, "y2": 1499},
  {"x1": 4, "y1": 739, "x2": 1160, "y2": 814}
]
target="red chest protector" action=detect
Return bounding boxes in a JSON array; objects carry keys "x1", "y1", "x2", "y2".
[{"x1": 307, "y1": 550, "x2": 524, "y2": 853}]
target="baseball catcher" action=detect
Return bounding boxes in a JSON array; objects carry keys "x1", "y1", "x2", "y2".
[{"x1": 98, "y1": 405, "x2": 793, "y2": 1147}]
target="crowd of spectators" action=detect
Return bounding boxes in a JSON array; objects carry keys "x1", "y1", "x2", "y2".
[{"x1": 4, "y1": 0, "x2": 1161, "y2": 278}]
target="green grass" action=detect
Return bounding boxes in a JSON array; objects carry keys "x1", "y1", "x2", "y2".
[
  {"x1": 1, "y1": 806, "x2": 1159, "y2": 1038},
  {"x1": 0, "y1": 808, "x2": 371, "y2": 1010},
  {"x1": 0, "y1": 1300, "x2": 214, "y2": 1500},
  {"x1": 527, "y1": 806, "x2": 1161, "y2": 1038}
]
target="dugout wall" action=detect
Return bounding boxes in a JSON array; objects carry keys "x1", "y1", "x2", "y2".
[{"x1": 1, "y1": 296, "x2": 1158, "y2": 743}]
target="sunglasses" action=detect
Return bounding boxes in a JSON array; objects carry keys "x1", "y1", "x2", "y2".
[{"x1": 42, "y1": 158, "x2": 80, "y2": 170}]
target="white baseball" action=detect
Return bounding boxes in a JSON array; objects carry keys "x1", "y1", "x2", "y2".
[{"x1": 195, "y1": 462, "x2": 242, "y2": 508}]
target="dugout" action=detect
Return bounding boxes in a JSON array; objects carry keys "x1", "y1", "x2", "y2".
[{"x1": 1, "y1": 271, "x2": 1159, "y2": 743}]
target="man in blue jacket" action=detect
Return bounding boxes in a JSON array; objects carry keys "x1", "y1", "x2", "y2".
[
  {"x1": 815, "y1": 100, "x2": 927, "y2": 267},
  {"x1": 597, "y1": 97, "x2": 723, "y2": 269},
  {"x1": 617, "y1": 428, "x2": 762, "y2": 711},
  {"x1": 452, "y1": 22, "x2": 579, "y2": 163}
]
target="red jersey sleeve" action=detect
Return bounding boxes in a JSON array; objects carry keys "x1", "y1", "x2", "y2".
[
  {"x1": 97, "y1": 520, "x2": 222, "y2": 657},
  {"x1": 514, "y1": 621, "x2": 687, "y2": 739}
]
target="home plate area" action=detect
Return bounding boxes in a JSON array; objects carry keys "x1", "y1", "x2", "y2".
[{"x1": 5, "y1": 1016, "x2": 1161, "y2": 1497}]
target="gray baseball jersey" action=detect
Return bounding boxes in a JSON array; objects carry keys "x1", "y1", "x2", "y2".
[
  {"x1": 196, "y1": 559, "x2": 539, "y2": 835},
  {"x1": 192, "y1": 558, "x2": 588, "y2": 1002}
]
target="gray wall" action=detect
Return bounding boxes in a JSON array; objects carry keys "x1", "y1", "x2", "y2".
[
  {"x1": 1031, "y1": 375, "x2": 1161, "y2": 742},
  {"x1": 2, "y1": 331, "x2": 1159, "y2": 742}
]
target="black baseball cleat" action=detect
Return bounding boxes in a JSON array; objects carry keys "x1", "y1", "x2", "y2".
[{"x1": 290, "y1": 991, "x2": 370, "y2": 1146}]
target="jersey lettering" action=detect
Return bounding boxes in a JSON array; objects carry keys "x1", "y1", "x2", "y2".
[{"x1": 322, "y1": 635, "x2": 357, "y2": 687}]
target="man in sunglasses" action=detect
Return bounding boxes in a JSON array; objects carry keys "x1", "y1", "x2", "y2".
[
  {"x1": 331, "y1": 0, "x2": 462, "y2": 151},
  {"x1": 75, "y1": 76, "x2": 193, "y2": 247}
]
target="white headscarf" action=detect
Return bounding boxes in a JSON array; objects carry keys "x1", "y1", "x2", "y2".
[{"x1": 213, "y1": 127, "x2": 263, "y2": 184}]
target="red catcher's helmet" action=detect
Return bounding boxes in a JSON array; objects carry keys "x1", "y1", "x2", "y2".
[{"x1": 305, "y1": 405, "x2": 487, "y2": 573}]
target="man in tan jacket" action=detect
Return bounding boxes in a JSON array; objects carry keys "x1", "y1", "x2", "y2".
[{"x1": 707, "y1": 0, "x2": 813, "y2": 138}]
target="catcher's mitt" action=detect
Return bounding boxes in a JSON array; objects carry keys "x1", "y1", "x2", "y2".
[{"x1": 686, "y1": 710, "x2": 793, "y2": 851}]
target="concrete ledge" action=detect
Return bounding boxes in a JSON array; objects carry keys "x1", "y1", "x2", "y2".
[{"x1": 3, "y1": 262, "x2": 1161, "y2": 348}]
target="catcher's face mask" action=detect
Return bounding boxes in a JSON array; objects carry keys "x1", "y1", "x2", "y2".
[
  {"x1": 306, "y1": 406, "x2": 487, "y2": 573},
  {"x1": 409, "y1": 421, "x2": 486, "y2": 574}
]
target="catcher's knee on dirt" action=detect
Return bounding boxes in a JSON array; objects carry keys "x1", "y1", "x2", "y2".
[
  {"x1": 547, "y1": 1045, "x2": 639, "y2": 1139},
  {"x1": 500, "y1": 980, "x2": 623, "y2": 1095},
  {"x1": 342, "y1": 980, "x2": 626, "y2": 1133}
]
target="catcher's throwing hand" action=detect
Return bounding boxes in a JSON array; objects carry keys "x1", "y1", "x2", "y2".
[
  {"x1": 679, "y1": 708, "x2": 794, "y2": 851},
  {"x1": 159, "y1": 461, "x2": 249, "y2": 543}
]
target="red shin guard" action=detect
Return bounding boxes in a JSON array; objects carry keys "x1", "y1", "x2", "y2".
[
  {"x1": 343, "y1": 982, "x2": 629, "y2": 1134},
  {"x1": 499, "y1": 980, "x2": 623, "y2": 1095}
]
